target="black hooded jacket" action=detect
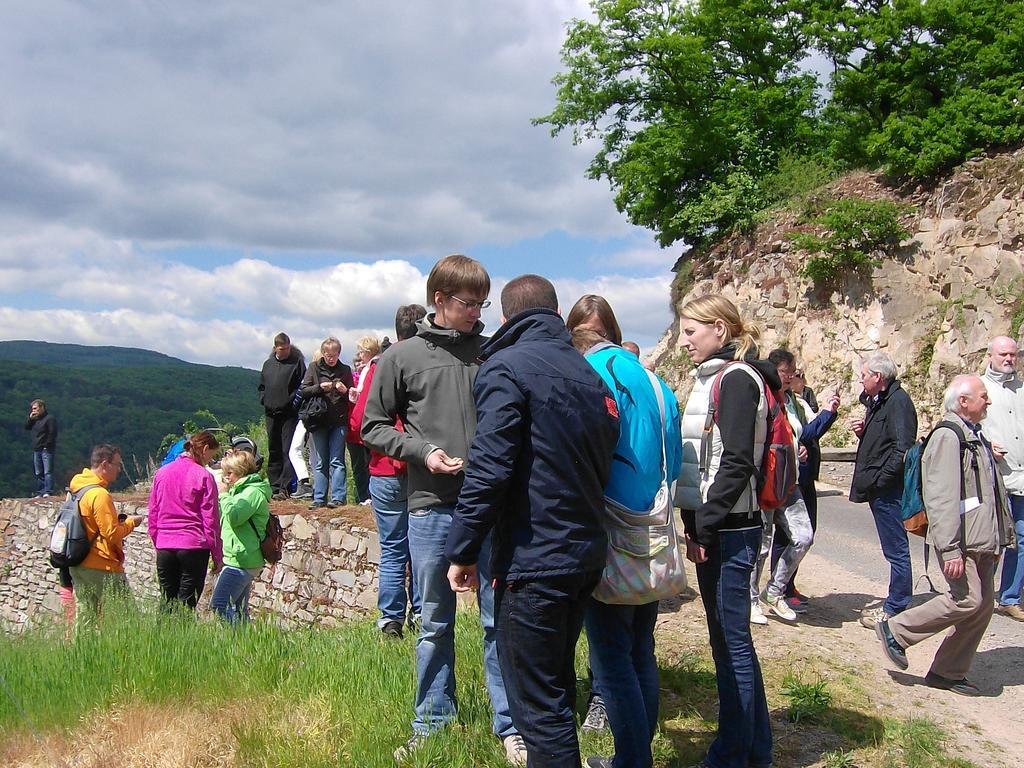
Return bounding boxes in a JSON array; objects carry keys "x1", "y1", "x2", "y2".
[
  {"x1": 258, "y1": 347, "x2": 306, "y2": 414},
  {"x1": 445, "y1": 309, "x2": 620, "y2": 579},
  {"x1": 850, "y1": 379, "x2": 918, "y2": 503}
]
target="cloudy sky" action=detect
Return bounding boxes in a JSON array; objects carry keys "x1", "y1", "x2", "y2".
[{"x1": 0, "y1": 1, "x2": 677, "y2": 369}]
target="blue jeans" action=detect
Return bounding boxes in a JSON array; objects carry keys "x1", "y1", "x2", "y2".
[
  {"x1": 407, "y1": 506, "x2": 514, "y2": 738},
  {"x1": 497, "y1": 572, "x2": 599, "y2": 768},
  {"x1": 33, "y1": 449, "x2": 54, "y2": 496},
  {"x1": 998, "y1": 494, "x2": 1024, "y2": 606},
  {"x1": 695, "y1": 527, "x2": 772, "y2": 768},
  {"x1": 210, "y1": 565, "x2": 259, "y2": 623},
  {"x1": 585, "y1": 599, "x2": 660, "y2": 768},
  {"x1": 370, "y1": 475, "x2": 420, "y2": 626},
  {"x1": 311, "y1": 425, "x2": 347, "y2": 504},
  {"x1": 869, "y1": 490, "x2": 912, "y2": 615}
]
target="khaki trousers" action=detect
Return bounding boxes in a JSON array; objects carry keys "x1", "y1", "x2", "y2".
[{"x1": 888, "y1": 552, "x2": 996, "y2": 679}]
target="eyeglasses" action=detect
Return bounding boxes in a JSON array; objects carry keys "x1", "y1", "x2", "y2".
[{"x1": 446, "y1": 294, "x2": 491, "y2": 311}]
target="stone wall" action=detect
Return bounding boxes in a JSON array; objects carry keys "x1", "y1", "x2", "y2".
[{"x1": 0, "y1": 496, "x2": 381, "y2": 631}]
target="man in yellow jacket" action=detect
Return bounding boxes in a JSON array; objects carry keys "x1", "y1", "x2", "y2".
[{"x1": 68, "y1": 444, "x2": 144, "y2": 616}]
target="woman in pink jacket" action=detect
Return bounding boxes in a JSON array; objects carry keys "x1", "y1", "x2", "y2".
[{"x1": 148, "y1": 431, "x2": 222, "y2": 611}]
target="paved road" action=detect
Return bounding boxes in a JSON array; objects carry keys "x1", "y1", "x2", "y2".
[{"x1": 814, "y1": 482, "x2": 1023, "y2": 645}]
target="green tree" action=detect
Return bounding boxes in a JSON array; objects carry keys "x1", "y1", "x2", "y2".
[
  {"x1": 798, "y1": 0, "x2": 1023, "y2": 177},
  {"x1": 536, "y1": 0, "x2": 822, "y2": 249}
]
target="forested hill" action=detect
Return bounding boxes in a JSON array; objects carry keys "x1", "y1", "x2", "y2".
[{"x1": 0, "y1": 341, "x2": 263, "y2": 499}]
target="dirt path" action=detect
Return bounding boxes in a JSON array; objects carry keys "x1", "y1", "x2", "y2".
[{"x1": 654, "y1": 518, "x2": 1024, "y2": 767}]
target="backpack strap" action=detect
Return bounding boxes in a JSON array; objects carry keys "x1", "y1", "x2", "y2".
[
  {"x1": 641, "y1": 368, "x2": 669, "y2": 483},
  {"x1": 927, "y1": 420, "x2": 974, "y2": 557},
  {"x1": 248, "y1": 517, "x2": 266, "y2": 542}
]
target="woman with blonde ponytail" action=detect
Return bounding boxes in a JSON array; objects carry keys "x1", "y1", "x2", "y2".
[{"x1": 676, "y1": 294, "x2": 773, "y2": 768}]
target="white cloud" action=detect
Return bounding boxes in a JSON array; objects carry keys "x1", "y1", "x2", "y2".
[{"x1": 0, "y1": 1, "x2": 619, "y2": 254}]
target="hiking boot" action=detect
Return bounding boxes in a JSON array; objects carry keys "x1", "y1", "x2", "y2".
[
  {"x1": 585, "y1": 757, "x2": 613, "y2": 768},
  {"x1": 310, "y1": 501, "x2": 326, "y2": 510},
  {"x1": 381, "y1": 620, "x2": 404, "y2": 639},
  {"x1": 925, "y1": 672, "x2": 981, "y2": 696},
  {"x1": 393, "y1": 732, "x2": 429, "y2": 762},
  {"x1": 995, "y1": 603, "x2": 1024, "y2": 621},
  {"x1": 761, "y1": 591, "x2": 797, "y2": 622},
  {"x1": 293, "y1": 480, "x2": 313, "y2": 500},
  {"x1": 326, "y1": 501, "x2": 339, "y2": 509},
  {"x1": 272, "y1": 491, "x2": 288, "y2": 501},
  {"x1": 860, "y1": 607, "x2": 890, "y2": 629},
  {"x1": 750, "y1": 602, "x2": 769, "y2": 625},
  {"x1": 874, "y1": 620, "x2": 908, "y2": 670},
  {"x1": 503, "y1": 734, "x2": 527, "y2": 766},
  {"x1": 581, "y1": 696, "x2": 609, "y2": 732}
]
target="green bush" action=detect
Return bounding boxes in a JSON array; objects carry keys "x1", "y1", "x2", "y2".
[{"x1": 791, "y1": 198, "x2": 911, "y2": 285}]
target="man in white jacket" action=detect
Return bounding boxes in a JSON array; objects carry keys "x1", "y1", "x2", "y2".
[{"x1": 981, "y1": 335, "x2": 1024, "y2": 621}]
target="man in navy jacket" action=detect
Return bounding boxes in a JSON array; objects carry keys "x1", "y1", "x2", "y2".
[{"x1": 446, "y1": 274, "x2": 620, "y2": 768}]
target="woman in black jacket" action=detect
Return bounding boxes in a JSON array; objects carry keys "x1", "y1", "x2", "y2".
[
  {"x1": 677, "y1": 294, "x2": 773, "y2": 768},
  {"x1": 301, "y1": 337, "x2": 353, "y2": 509}
]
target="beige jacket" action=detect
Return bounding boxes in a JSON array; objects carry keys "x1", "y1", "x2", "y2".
[{"x1": 922, "y1": 412, "x2": 1015, "y2": 562}]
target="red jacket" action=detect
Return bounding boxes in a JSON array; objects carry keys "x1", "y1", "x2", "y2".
[{"x1": 351, "y1": 358, "x2": 405, "y2": 477}]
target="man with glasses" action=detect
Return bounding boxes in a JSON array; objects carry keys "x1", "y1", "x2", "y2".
[
  {"x1": 850, "y1": 352, "x2": 918, "y2": 628},
  {"x1": 68, "y1": 444, "x2": 144, "y2": 618},
  {"x1": 362, "y1": 254, "x2": 526, "y2": 765}
]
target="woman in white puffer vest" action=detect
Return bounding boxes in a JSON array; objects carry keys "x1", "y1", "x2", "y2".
[{"x1": 677, "y1": 294, "x2": 773, "y2": 768}]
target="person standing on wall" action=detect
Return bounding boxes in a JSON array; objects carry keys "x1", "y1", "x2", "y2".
[
  {"x1": 25, "y1": 399, "x2": 58, "y2": 498},
  {"x1": 258, "y1": 332, "x2": 306, "y2": 501}
]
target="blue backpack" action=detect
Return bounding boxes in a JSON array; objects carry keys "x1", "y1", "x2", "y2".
[{"x1": 901, "y1": 420, "x2": 975, "y2": 538}]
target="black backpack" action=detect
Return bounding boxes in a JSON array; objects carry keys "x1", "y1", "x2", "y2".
[{"x1": 48, "y1": 485, "x2": 100, "y2": 568}]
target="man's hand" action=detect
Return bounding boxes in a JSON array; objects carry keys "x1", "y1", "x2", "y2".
[
  {"x1": 826, "y1": 393, "x2": 841, "y2": 413},
  {"x1": 684, "y1": 536, "x2": 707, "y2": 564},
  {"x1": 942, "y1": 557, "x2": 965, "y2": 580},
  {"x1": 852, "y1": 418, "x2": 865, "y2": 438},
  {"x1": 426, "y1": 448, "x2": 464, "y2": 475},
  {"x1": 992, "y1": 442, "x2": 1007, "y2": 461},
  {"x1": 448, "y1": 563, "x2": 478, "y2": 592},
  {"x1": 798, "y1": 444, "x2": 809, "y2": 463}
]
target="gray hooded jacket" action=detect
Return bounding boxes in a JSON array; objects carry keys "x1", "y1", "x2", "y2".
[{"x1": 361, "y1": 315, "x2": 485, "y2": 512}]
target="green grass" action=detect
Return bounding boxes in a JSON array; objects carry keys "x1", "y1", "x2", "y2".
[{"x1": 0, "y1": 603, "x2": 990, "y2": 767}]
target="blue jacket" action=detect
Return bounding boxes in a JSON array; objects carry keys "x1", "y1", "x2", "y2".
[
  {"x1": 445, "y1": 309, "x2": 620, "y2": 580},
  {"x1": 584, "y1": 343, "x2": 682, "y2": 510}
]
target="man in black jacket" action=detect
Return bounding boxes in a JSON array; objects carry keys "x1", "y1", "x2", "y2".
[
  {"x1": 25, "y1": 399, "x2": 57, "y2": 497},
  {"x1": 850, "y1": 352, "x2": 918, "y2": 628},
  {"x1": 258, "y1": 332, "x2": 305, "y2": 500},
  {"x1": 446, "y1": 275, "x2": 620, "y2": 768}
]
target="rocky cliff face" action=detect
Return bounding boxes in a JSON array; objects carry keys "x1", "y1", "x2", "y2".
[{"x1": 652, "y1": 146, "x2": 1024, "y2": 441}]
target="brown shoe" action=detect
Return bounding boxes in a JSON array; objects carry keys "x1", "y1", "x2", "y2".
[{"x1": 995, "y1": 603, "x2": 1024, "y2": 621}]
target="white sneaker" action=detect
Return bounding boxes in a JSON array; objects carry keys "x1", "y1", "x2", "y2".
[
  {"x1": 503, "y1": 734, "x2": 528, "y2": 766},
  {"x1": 393, "y1": 732, "x2": 428, "y2": 762},
  {"x1": 761, "y1": 591, "x2": 797, "y2": 622},
  {"x1": 750, "y1": 602, "x2": 769, "y2": 625}
]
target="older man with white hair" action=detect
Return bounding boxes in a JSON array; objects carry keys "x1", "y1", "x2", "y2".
[
  {"x1": 851, "y1": 352, "x2": 919, "y2": 628},
  {"x1": 981, "y1": 335, "x2": 1024, "y2": 621},
  {"x1": 874, "y1": 375, "x2": 1015, "y2": 695}
]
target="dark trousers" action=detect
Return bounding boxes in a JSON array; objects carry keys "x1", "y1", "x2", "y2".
[
  {"x1": 585, "y1": 599, "x2": 660, "y2": 768},
  {"x1": 770, "y1": 477, "x2": 819, "y2": 594},
  {"x1": 347, "y1": 442, "x2": 370, "y2": 503},
  {"x1": 156, "y1": 548, "x2": 210, "y2": 610},
  {"x1": 496, "y1": 571, "x2": 600, "y2": 768},
  {"x1": 869, "y1": 490, "x2": 912, "y2": 615},
  {"x1": 696, "y1": 527, "x2": 772, "y2": 768},
  {"x1": 265, "y1": 410, "x2": 298, "y2": 494}
]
